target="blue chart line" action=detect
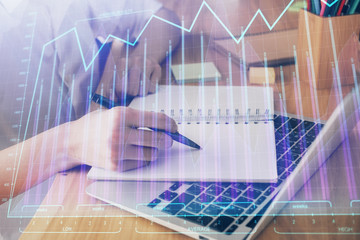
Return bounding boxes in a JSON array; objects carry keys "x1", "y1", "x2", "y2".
[
  {"x1": 43, "y1": 0, "x2": 297, "y2": 72},
  {"x1": 321, "y1": 0, "x2": 341, "y2": 7},
  {"x1": 13, "y1": 1, "x2": 298, "y2": 198}
]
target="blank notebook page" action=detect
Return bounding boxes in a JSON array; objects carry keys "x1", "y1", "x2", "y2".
[{"x1": 88, "y1": 86, "x2": 278, "y2": 182}]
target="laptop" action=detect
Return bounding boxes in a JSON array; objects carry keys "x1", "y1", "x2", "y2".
[{"x1": 86, "y1": 89, "x2": 360, "y2": 240}]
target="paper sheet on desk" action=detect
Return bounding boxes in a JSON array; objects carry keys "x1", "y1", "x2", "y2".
[{"x1": 87, "y1": 86, "x2": 278, "y2": 182}]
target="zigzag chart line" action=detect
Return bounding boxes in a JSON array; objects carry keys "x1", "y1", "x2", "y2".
[
  {"x1": 321, "y1": 0, "x2": 342, "y2": 7},
  {"x1": 42, "y1": 0, "x2": 342, "y2": 73},
  {"x1": 15, "y1": 0, "x2": 299, "y2": 198},
  {"x1": 15, "y1": 0, "x2": 340, "y2": 198},
  {"x1": 41, "y1": 0, "x2": 298, "y2": 72}
]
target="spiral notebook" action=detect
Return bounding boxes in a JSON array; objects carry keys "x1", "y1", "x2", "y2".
[{"x1": 88, "y1": 85, "x2": 277, "y2": 182}]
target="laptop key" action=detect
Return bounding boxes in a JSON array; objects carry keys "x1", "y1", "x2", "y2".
[
  {"x1": 283, "y1": 152, "x2": 300, "y2": 161},
  {"x1": 162, "y1": 203, "x2": 185, "y2": 215},
  {"x1": 169, "y1": 182, "x2": 182, "y2": 191},
  {"x1": 210, "y1": 216, "x2": 234, "y2": 232},
  {"x1": 251, "y1": 183, "x2": 271, "y2": 191},
  {"x1": 172, "y1": 193, "x2": 195, "y2": 206},
  {"x1": 177, "y1": 211, "x2": 213, "y2": 226},
  {"x1": 280, "y1": 172, "x2": 291, "y2": 180},
  {"x1": 278, "y1": 139, "x2": 290, "y2": 149},
  {"x1": 305, "y1": 131, "x2": 316, "y2": 140},
  {"x1": 277, "y1": 158, "x2": 292, "y2": 168},
  {"x1": 274, "y1": 119, "x2": 283, "y2": 129},
  {"x1": 290, "y1": 147, "x2": 302, "y2": 155},
  {"x1": 223, "y1": 188, "x2": 242, "y2": 199},
  {"x1": 206, "y1": 184, "x2": 225, "y2": 196},
  {"x1": 276, "y1": 126, "x2": 289, "y2": 136},
  {"x1": 272, "y1": 179, "x2": 283, "y2": 188},
  {"x1": 231, "y1": 183, "x2": 248, "y2": 190},
  {"x1": 234, "y1": 196, "x2": 253, "y2": 208},
  {"x1": 244, "y1": 188, "x2": 262, "y2": 200},
  {"x1": 226, "y1": 224, "x2": 238, "y2": 235},
  {"x1": 196, "y1": 193, "x2": 215, "y2": 203},
  {"x1": 148, "y1": 198, "x2": 161, "y2": 208},
  {"x1": 277, "y1": 166, "x2": 286, "y2": 175},
  {"x1": 314, "y1": 124, "x2": 323, "y2": 135},
  {"x1": 203, "y1": 204, "x2": 223, "y2": 216},
  {"x1": 186, "y1": 185, "x2": 205, "y2": 196},
  {"x1": 246, "y1": 214, "x2": 262, "y2": 229},
  {"x1": 276, "y1": 146, "x2": 286, "y2": 155},
  {"x1": 308, "y1": 124, "x2": 321, "y2": 137},
  {"x1": 263, "y1": 187, "x2": 275, "y2": 196},
  {"x1": 185, "y1": 201, "x2": 203, "y2": 214},
  {"x1": 288, "y1": 118, "x2": 301, "y2": 129},
  {"x1": 163, "y1": 193, "x2": 195, "y2": 215},
  {"x1": 159, "y1": 190, "x2": 178, "y2": 201},
  {"x1": 275, "y1": 131, "x2": 283, "y2": 143},
  {"x1": 303, "y1": 120, "x2": 315, "y2": 130},
  {"x1": 287, "y1": 164, "x2": 296, "y2": 172},
  {"x1": 305, "y1": 137, "x2": 315, "y2": 146},
  {"x1": 224, "y1": 205, "x2": 244, "y2": 217},
  {"x1": 214, "y1": 196, "x2": 232, "y2": 207},
  {"x1": 236, "y1": 215, "x2": 248, "y2": 224},
  {"x1": 255, "y1": 196, "x2": 267, "y2": 205},
  {"x1": 245, "y1": 205, "x2": 257, "y2": 214}
]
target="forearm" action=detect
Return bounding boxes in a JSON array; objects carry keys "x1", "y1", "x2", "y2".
[{"x1": 0, "y1": 122, "x2": 78, "y2": 202}]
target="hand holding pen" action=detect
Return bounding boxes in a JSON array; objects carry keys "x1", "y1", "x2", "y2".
[
  {"x1": 70, "y1": 106, "x2": 179, "y2": 172},
  {"x1": 92, "y1": 93, "x2": 201, "y2": 150}
]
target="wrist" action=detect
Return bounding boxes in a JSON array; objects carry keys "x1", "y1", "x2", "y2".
[{"x1": 55, "y1": 121, "x2": 82, "y2": 169}]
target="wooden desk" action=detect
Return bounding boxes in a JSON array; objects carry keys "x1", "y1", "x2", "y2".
[
  {"x1": 19, "y1": 15, "x2": 360, "y2": 240},
  {"x1": 19, "y1": 122, "x2": 360, "y2": 240}
]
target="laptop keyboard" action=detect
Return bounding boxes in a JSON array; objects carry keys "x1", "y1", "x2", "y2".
[{"x1": 147, "y1": 115, "x2": 324, "y2": 235}]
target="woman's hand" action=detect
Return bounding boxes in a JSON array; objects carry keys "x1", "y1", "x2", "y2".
[
  {"x1": 97, "y1": 39, "x2": 162, "y2": 100},
  {"x1": 68, "y1": 107, "x2": 177, "y2": 172}
]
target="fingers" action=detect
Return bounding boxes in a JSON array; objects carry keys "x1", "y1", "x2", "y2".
[
  {"x1": 123, "y1": 108, "x2": 178, "y2": 133},
  {"x1": 138, "y1": 78, "x2": 151, "y2": 97},
  {"x1": 116, "y1": 58, "x2": 161, "y2": 97},
  {"x1": 127, "y1": 67, "x2": 141, "y2": 96},
  {"x1": 125, "y1": 128, "x2": 173, "y2": 149},
  {"x1": 149, "y1": 64, "x2": 161, "y2": 93},
  {"x1": 122, "y1": 145, "x2": 158, "y2": 161}
]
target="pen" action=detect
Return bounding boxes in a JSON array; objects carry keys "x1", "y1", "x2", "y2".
[
  {"x1": 336, "y1": 0, "x2": 347, "y2": 15},
  {"x1": 320, "y1": 0, "x2": 328, "y2": 16},
  {"x1": 149, "y1": 128, "x2": 201, "y2": 150},
  {"x1": 322, "y1": 0, "x2": 336, "y2": 16},
  {"x1": 331, "y1": 0, "x2": 341, "y2": 16},
  {"x1": 313, "y1": 0, "x2": 321, "y2": 15},
  {"x1": 348, "y1": 0, "x2": 360, "y2": 14},
  {"x1": 92, "y1": 93, "x2": 201, "y2": 149},
  {"x1": 307, "y1": 0, "x2": 311, "y2": 12}
]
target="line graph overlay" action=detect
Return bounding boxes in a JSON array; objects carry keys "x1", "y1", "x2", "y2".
[
  {"x1": 321, "y1": 0, "x2": 341, "y2": 7},
  {"x1": 11, "y1": 0, "x2": 298, "y2": 206}
]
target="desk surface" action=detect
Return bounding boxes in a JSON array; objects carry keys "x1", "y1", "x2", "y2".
[{"x1": 18, "y1": 122, "x2": 360, "y2": 240}]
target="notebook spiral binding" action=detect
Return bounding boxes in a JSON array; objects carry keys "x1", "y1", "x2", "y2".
[{"x1": 160, "y1": 108, "x2": 273, "y2": 124}]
